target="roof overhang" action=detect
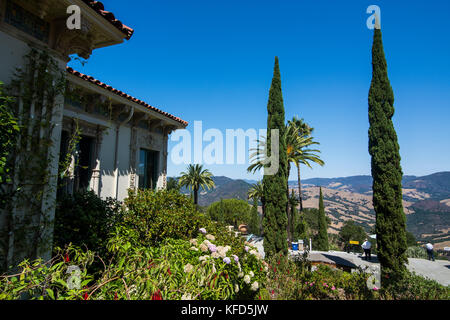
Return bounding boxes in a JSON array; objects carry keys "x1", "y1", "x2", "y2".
[
  {"x1": 66, "y1": 68, "x2": 188, "y2": 130},
  {"x1": 1, "y1": 0, "x2": 134, "y2": 60}
]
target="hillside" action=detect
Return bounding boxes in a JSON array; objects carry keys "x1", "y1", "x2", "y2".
[
  {"x1": 173, "y1": 172, "x2": 450, "y2": 246},
  {"x1": 178, "y1": 176, "x2": 253, "y2": 207}
]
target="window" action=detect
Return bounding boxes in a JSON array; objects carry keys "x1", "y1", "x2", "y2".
[
  {"x1": 138, "y1": 149, "x2": 159, "y2": 190},
  {"x1": 57, "y1": 132, "x2": 94, "y2": 196},
  {"x1": 4, "y1": 0, "x2": 50, "y2": 43},
  {"x1": 75, "y1": 136, "x2": 94, "y2": 192}
]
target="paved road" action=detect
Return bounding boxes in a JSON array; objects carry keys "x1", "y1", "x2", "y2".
[
  {"x1": 249, "y1": 238, "x2": 450, "y2": 287},
  {"x1": 304, "y1": 250, "x2": 450, "y2": 287}
]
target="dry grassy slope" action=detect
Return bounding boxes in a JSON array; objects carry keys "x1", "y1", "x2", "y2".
[
  {"x1": 190, "y1": 173, "x2": 450, "y2": 246},
  {"x1": 290, "y1": 185, "x2": 449, "y2": 242}
]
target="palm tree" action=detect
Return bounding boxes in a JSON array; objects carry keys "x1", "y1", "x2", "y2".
[
  {"x1": 248, "y1": 118, "x2": 324, "y2": 212},
  {"x1": 179, "y1": 164, "x2": 215, "y2": 205},
  {"x1": 287, "y1": 117, "x2": 324, "y2": 212},
  {"x1": 248, "y1": 181, "x2": 265, "y2": 212}
]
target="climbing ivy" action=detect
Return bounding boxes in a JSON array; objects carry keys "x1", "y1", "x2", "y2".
[{"x1": 0, "y1": 48, "x2": 67, "y2": 272}]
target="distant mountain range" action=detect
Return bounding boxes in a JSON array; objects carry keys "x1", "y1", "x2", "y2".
[{"x1": 175, "y1": 172, "x2": 450, "y2": 248}]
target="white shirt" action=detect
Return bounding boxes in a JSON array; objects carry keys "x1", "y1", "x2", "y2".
[
  {"x1": 362, "y1": 241, "x2": 372, "y2": 250},
  {"x1": 426, "y1": 243, "x2": 433, "y2": 250}
]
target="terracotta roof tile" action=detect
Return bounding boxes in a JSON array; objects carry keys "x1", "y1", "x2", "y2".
[
  {"x1": 66, "y1": 67, "x2": 188, "y2": 127},
  {"x1": 81, "y1": 0, "x2": 134, "y2": 40}
]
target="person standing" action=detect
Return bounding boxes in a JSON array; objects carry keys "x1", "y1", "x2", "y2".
[
  {"x1": 361, "y1": 239, "x2": 372, "y2": 261},
  {"x1": 425, "y1": 243, "x2": 435, "y2": 261}
]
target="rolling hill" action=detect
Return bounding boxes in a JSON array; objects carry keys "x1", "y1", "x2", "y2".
[{"x1": 174, "y1": 172, "x2": 450, "y2": 247}]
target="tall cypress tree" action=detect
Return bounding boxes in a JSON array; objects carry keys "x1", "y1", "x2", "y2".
[
  {"x1": 249, "y1": 198, "x2": 260, "y2": 236},
  {"x1": 369, "y1": 27, "x2": 407, "y2": 285},
  {"x1": 316, "y1": 187, "x2": 329, "y2": 251},
  {"x1": 263, "y1": 57, "x2": 288, "y2": 257},
  {"x1": 288, "y1": 190, "x2": 298, "y2": 243}
]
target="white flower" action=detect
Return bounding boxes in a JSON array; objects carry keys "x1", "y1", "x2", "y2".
[
  {"x1": 243, "y1": 275, "x2": 251, "y2": 284},
  {"x1": 217, "y1": 246, "x2": 227, "y2": 258},
  {"x1": 249, "y1": 250, "x2": 261, "y2": 260},
  {"x1": 199, "y1": 244, "x2": 208, "y2": 252},
  {"x1": 190, "y1": 246, "x2": 199, "y2": 251},
  {"x1": 181, "y1": 293, "x2": 193, "y2": 300},
  {"x1": 199, "y1": 228, "x2": 207, "y2": 234},
  {"x1": 249, "y1": 271, "x2": 254, "y2": 278},
  {"x1": 128, "y1": 285, "x2": 137, "y2": 295},
  {"x1": 211, "y1": 252, "x2": 220, "y2": 259},
  {"x1": 244, "y1": 246, "x2": 249, "y2": 252},
  {"x1": 202, "y1": 239, "x2": 211, "y2": 246},
  {"x1": 206, "y1": 234, "x2": 215, "y2": 241},
  {"x1": 184, "y1": 264, "x2": 194, "y2": 273},
  {"x1": 251, "y1": 281, "x2": 259, "y2": 291},
  {"x1": 238, "y1": 272, "x2": 244, "y2": 278},
  {"x1": 212, "y1": 264, "x2": 217, "y2": 274},
  {"x1": 235, "y1": 284, "x2": 240, "y2": 293},
  {"x1": 189, "y1": 239, "x2": 198, "y2": 246}
]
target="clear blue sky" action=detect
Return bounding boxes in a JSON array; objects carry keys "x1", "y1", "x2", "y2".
[{"x1": 68, "y1": 0, "x2": 450, "y2": 180}]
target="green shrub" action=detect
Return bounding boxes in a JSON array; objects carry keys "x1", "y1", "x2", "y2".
[
  {"x1": 122, "y1": 189, "x2": 205, "y2": 247},
  {"x1": 54, "y1": 190, "x2": 123, "y2": 256},
  {"x1": 264, "y1": 254, "x2": 376, "y2": 300},
  {"x1": 207, "y1": 199, "x2": 251, "y2": 228},
  {"x1": 406, "y1": 246, "x2": 428, "y2": 259},
  {"x1": 381, "y1": 270, "x2": 450, "y2": 300},
  {"x1": 1, "y1": 226, "x2": 267, "y2": 300}
]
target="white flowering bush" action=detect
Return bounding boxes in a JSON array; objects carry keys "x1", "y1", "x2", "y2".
[
  {"x1": 104, "y1": 225, "x2": 268, "y2": 300},
  {"x1": 172, "y1": 227, "x2": 267, "y2": 299}
]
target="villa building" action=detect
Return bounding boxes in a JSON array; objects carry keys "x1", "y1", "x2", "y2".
[{"x1": 0, "y1": 0, "x2": 187, "y2": 269}]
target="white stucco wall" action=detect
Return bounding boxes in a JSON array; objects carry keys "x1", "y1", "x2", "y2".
[
  {"x1": 116, "y1": 125, "x2": 131, "y2": 201},
  {"x1": 98, "y1": 126, "x2": 116, "y2": 199}
]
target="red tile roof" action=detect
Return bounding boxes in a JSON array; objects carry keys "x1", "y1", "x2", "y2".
[
  {"x1": 66, "y1": 67, "x2": 188, "y2": 127},
  {"x1": 81, "y1": 0, "x2": 134, "y2": 40}
]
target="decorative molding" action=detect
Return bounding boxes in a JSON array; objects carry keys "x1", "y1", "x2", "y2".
[
  {"x1": 138, "y1": 131, "x2": 154, "y2": 148},
  {"x1": 53, "y1": 18, "x2": 94, "y2": 60},
  {"x1": 129, "y1": 126, "x2": 138, "y2": 190}
]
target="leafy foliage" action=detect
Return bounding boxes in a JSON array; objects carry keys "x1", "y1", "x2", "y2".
[
  {"x1": 338, "y1": 220, "x2": 367, "y2": 253},
  {"x1": 166, "y1": 177, "x2": 181, "y2": 192},
  {"x1": 207, "y1": 199, "x2": 251, "y2": 228},
  {"x1": 53, "y1": 191, "x2": 123, "y2": 257},
  {"x1": 248, "y1": 199, "x2": 262, "y2": 236},
  {"x1": 1, "y1": 225, "x2": 267, "y2": 300},
  {"x1": 405, "y1": 246, "x2": 428, "y2": 259},
  {"x1": 122, "y1": 189, "x2": 206, "y2": 247},
  {"x1": 0, "y1": 82, "x2": 19, "y2": 186},
  {"x1": 264, "y1": 254, "x2": 376, "y2": 300},
  {"x1": 379, "y1": 270, "x2": 450, "y2": 300}
]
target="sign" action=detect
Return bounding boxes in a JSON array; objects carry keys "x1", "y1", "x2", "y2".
[
  {"x1": 349, "y1": 241, "x2": 359, "y2": 245},
  {"x1": 444, "y1": 247, "x2": 450, "y2": 252}
]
